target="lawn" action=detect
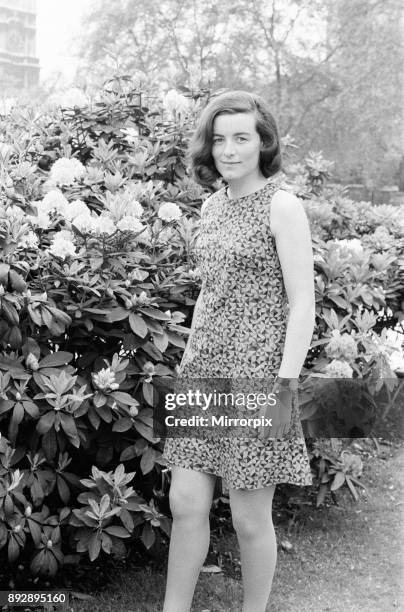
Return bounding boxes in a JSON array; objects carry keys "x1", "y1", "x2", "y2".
[{"x1": 63, "y1": 439, "x2": 403, "y2": 612}]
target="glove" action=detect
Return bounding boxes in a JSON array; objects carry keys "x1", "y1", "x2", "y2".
[{"x1": 257, "y1": 376, "x2": 298, "y2": 441}]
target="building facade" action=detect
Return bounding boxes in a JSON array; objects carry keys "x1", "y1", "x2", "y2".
[{"x1": 0, "y1": 0, "x2": 39, "y2": 89}]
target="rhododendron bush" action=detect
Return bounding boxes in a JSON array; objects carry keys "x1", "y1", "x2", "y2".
[{"x1": 0, "y1": 79, "x2": 403, "y2": 577}]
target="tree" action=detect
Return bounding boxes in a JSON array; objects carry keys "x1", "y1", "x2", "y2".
[{"x1": 76, "y1": 0, "x2": 403, "y2": 185}]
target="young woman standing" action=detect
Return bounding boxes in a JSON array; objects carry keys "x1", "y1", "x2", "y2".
[{"x1": 162, "y1": 90, "x2": 315, "y2": 612}]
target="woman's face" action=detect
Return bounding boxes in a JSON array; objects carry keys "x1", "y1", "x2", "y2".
[{"x1": 211, "y1": 112, "x2": 262, "y2": 182}]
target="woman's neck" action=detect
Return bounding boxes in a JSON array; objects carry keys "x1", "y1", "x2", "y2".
[{"x1": 226, "y1": 175, "x2": 271, "y2": 200}]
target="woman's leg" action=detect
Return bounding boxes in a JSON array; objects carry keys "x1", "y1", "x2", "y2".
[
  {"x1": 162, "y1": 466, "x2": 217, "y2": 612},
  {"x1": 229, "y1": 484, "x2": 277, "y2": 612}
]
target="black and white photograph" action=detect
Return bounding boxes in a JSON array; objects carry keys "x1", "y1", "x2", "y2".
[{"x1": 0, "y1": 1, "x2": 403, "y2": 611}]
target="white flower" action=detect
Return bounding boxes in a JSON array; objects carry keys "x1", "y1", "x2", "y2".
[
  {"x1": 5, "y1": 206, "x2": 24, "y2": 220},
  {"x1": 91, "y1": 215, "x2": 116, "y2": 236},
  {"x1": 39, "y1": 189, "x2": 69, "y2": 214},
  {"x1": 163, "y1": 90, "x2": 190, "y2": 118},
  {"x1": 27, "y1": 211, "x2": 51, "y2": 230},
  {"x1": 72, "y1": 213, "x2": 97, "y2": 233},
  {"x1": 137, "y1": 226, "x2": 152, "y2": 245},
  {"x1": 18, "y1": 231, "x2": 39, "y2": 250},
  {"x1": 0, "y1": 142, "x2": 13, "y2": 157},
  {"x1": 117, "y1": 216, "x2": 146, "y2": 233},
  {"x1": 371, "y1": 329, "x2": 404, "y2": 371},
  {"x1": 42, "y1": 179, "x2": 58, "y2": 192},
  {"x1": 105, "y1": 189, "x2": 144, "y2": 221},
  {"x1": 50, "y1": 157, "x2": 86, "y2": 186},
  {"x1": 92, "y1": 367, "x2": 119, "y2": 391},
  {"x1": 131, "y1": 291, "x2": 151, "y2": 307},
  {"x1": 324, "y1": 359, "x2": 353, "y2": 378},
  {"x1": 49, "y1": 230, "x2": 76, "y2": 260},
  {"x1": 326, "y1": 330, "x2": 358, "y2": 362},
  {"x1": 158, "y1": 202, "x2": 182, "y2": 222},
  {"x1": 120, "y1": 127, "x2": 140, "y2": 145},
  {"x1": 62, "y1": 199, "x2": 91, "y2": 221},
  {"x1": 335, "y1": 238, "x2": 364, "y2": 256}
]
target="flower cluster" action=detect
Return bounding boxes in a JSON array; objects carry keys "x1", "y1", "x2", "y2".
[
  {"x1": 48, "y1": 230, "x2": 77, "y2": 260},
  {"x1": 104, "y1": 188, "x2": 144, "y2": 222},
  {"x1": 49, "y1": 157, "x2": 86, "y2": 186},
  {"x1": 333, "y1": 238, "x2": 364, "y2": 257},
  {"x1": 362, "y1": 226, "x2": 396, "y2": 251},
  {"x1": 325, "y1": 330, "x2": 358, "y2": 362},
  {"x1": 367, "y1": 329, "x2": 404, "y2": 372},
  {"x1": 324, "y1": 359, "x2": 354, "y2": 378},
  {"x1": 116, "y1": 216, "x2": 145, "y2": 233},
  {"x1": 163, "y1": 90, "x2": 190, "y2": 119},
  {"x1": 158, "y1": 202, "x2": 182, "y2": 222},
  {"x1": 18, "y1": 230, "x2": 39, "y2": 250},
  {"x1": 92, "y1": 367, "x2": 119, "y2": 391}
]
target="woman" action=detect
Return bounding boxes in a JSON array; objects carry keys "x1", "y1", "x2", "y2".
[{"x1": 162, "y1": 90, "x2": 315, "y2": 612}]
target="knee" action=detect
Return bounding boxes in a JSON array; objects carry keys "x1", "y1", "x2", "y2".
[
  {"x1": 169, "y1": 485, "x2": 211, "y2": 522},
  {"x1": 231, "y1": 509, "x2": 272, "y2": 539}
]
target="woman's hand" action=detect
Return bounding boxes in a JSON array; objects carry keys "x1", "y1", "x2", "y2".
[{"x1": 257, "y1": 377, "x2": 298, "y2": 441}]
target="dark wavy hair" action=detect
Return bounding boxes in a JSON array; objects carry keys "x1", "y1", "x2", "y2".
[{"x1": 187, "y1": 90, "x2": 282, "y2": 187}]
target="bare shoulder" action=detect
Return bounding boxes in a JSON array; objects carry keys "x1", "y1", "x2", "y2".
[{"x1": 269, "y1": 189, "x2": 307, "y2": 236}]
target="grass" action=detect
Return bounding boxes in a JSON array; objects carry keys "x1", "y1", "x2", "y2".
[{"x1": 63, "y1": 440, "x2": 403, "y2": 612}]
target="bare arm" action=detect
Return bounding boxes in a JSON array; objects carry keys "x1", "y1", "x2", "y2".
[{"x1": 270, "y1": 190, "x2": 316, "y2": 378}]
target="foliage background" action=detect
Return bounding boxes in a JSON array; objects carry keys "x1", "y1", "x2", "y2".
[{"x1": 0, "y1": 76, "x2": 403, "y2": 577}]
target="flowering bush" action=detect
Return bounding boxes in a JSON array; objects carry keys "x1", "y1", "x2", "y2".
[{"x1": 0, "y1": 79, "x2": 403, "y2": 577}]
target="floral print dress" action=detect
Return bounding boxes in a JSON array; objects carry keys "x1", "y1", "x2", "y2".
[{"x1": 162, "y1": 179, "x2": 313, "y2": 490}]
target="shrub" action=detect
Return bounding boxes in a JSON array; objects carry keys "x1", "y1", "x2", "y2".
[{"x1": 0, "y1": 79, "x2": 403, "y2": 577}]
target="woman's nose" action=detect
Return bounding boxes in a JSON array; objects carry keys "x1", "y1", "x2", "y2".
[{"x1": 223, "y1": 140, "x2": 236, "y2": 156}]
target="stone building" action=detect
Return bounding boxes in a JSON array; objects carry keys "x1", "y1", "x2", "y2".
[{"x1": 0, "y1": 0, "x2": 39, "y2": 89}]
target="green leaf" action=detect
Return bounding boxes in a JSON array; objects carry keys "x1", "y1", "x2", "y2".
[
  {"x1": 142, "y1": 381, "x2": 156, "y2": 407},
  {"x1": 346, "y1": 477, "x2": 359, "y2": 501},
  {"x1": 8, "y1": 536, "x2": 20, "y2": 563},
  {"x1": 36, "y1": 411, "x2": 56, "y2": 434},
  {"x1": 93, "y1": 391, "x2": 107, "y2": 407},
  {"x1": 57, "y1": 476, "x2": 70, "y2": 504},
  {"x1": 153, "y1": 332, "x2": 168, "y2": 352},
  {"x1": 104, "y1": 525, "x2": 131, "y2": 538},
  {"x1": 112, "y1": 418, "x2": 133, "y2": 432},
  {"x1": 107, "y1": 307, "x2": 129, "y2": 322},
  {"x1": 110, "y1": 391, "x2": 138, "y2": 406},
  {"x1": 139, "y1": 307, "x2": 171, "y2": 321},
  {"x1": 38, "y1": 352, "x2": 74, "y2": 368},
  {"x1": 27, "y1": 519, "x2": 42, "y2": 546},
  {"x1": 88, "y1": 533, "x2": 101, "y2": 561},
  {"x1": 133, "y1": 419, "x2": 160, "y2": 444},
  {"x1": 140, "y1": 447, "x2": 159, "y2": 474},
  {"x1": 101, "y1": 532, "x2": 112, "y2": 554},
  {"x1": 60, "y1": 413, "x2": 78, "y2": 439},
  {"x1": 0, "y1": 400, "x2": 13, "y2": 415},
  {"x1": 166, "y1": 331, "x2": 186, "y2": 348},
  {"x1": 129, "y1": 313, "x2": 148, "y2": 338},
  {"x1": 141, "y1": 523, "x2": 155, "y2": 549},
  {"x1": 119, "y1": 508, "x2": 134, "y2": 532},
  {"x1": 330, "y1": 471, "x2": 346, "y2": 491},
  {"x1": 120, "y1": 445, "x2": 137, "y2": 461},
  {"x1": 42, "y1": 427, "x2": 58, "y2": 461}
]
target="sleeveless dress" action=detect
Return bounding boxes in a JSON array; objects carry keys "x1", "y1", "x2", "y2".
[{"x1": 162, "y1": 179, "x2": 313, "y2": 490}]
